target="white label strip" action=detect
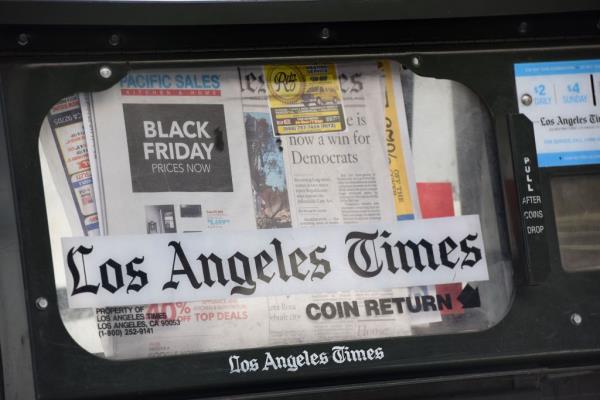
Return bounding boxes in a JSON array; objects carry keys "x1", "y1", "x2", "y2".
[{"x1": 62, "y1": 215, "x2": 489, "y2": 308}]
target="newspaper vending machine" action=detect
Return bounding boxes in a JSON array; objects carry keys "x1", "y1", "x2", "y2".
[{"x1": 1, "y1": 1, "x2": 600, "y2": 399}]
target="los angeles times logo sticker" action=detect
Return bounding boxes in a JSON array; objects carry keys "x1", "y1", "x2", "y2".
[
  {"x1": 228, "y1": 345, "x2": 385, "y2": 374},
  {"x1": 122, "y1": 103, "x2": 233, "y2": 192}
]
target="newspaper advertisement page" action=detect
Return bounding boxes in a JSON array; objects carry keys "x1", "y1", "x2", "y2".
[
  {"x1": 71, "y1": 63, "x2": 425, "y2": 359},
  {"x1": 90, "y1": 67, "x2": 255, "y2": 236},
  {"x1": 42, "y1": 95, "x2": 100, "y2": 236},
  {"x1": 85, "y1": 68, "x2": 261, "y2": 357},
  {"x1": 79, "y1": 93, "x2": 106, "y2": 235}
]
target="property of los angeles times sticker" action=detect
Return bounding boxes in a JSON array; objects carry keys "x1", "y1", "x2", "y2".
[{"x1": 265, "y1": 64, "x2": 346, "y2": 135}]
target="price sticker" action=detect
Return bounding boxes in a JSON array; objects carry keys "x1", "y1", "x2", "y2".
[{"x1": 515, "y1": 59, "x2": 600, "y2": 167}]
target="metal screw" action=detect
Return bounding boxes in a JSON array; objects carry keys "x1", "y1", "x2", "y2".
[
  {"x1": 17, "y1": 33, "x2": 29, "y2": 46},
  {"x1": 108, "y1": 33, "x2": 120, "y2": 47},
  {"x1": 570, "y1": 313, "x2": 582, "y2": 326},
  {"x1": 518, "y1": 21, "x2": 528, "y2": 35},
  {"x1": 99, "y1": 66, "x2": 113, "y2": 79},
  {"x1": 520, "y1": 93, "x2": 533, "y2": 106},
  {"x1": 411, "y1": 56, "x2": 421, "y2": 68},
  {"x1": 320, "y1": 27, "x2": 330, "y2": 40},
  {"x1": 35, "y1": 297, "x2": 48, "y2": 310}
]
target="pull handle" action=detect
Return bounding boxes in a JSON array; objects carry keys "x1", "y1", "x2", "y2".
[{"x1": 507, "y1": 113, "x2": 550, "y2": 284}]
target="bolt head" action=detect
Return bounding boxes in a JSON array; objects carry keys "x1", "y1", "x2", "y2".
[
  {"x1": 518, "y1": 21, "x2": 528, "y2": 35},
  {"x1": 35, "y1": 297, "x2": 48, "y2": 310},
  {"x1": 108, "y1": 33, "x2": 120, "y2": 47},
  {"x1": 570, "y1": 313, "x2": 582, "y2": 326},
  {"x1": 17, "y1": 33, "x2": 29, "y2": 46},
  {"x1": 320, "y1": 27, "x2": 330, "y2": 40},
  {"x1": 520, "y1": 93, "x2": 533, "y2": 106},
  {"x1": 99, "y1": 66, "x2": 113, "y2": 79},
  {"x1": 411, "y1": 56, "x2": 421, "y2": 68}
]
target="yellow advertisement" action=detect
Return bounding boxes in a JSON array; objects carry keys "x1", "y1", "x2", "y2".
[
  {"x1": 381, "y1": 60, "x2": 415, "y2": 220},
  {"x1": 265, "y1": 64, "x2": 345, "y2": 135}
]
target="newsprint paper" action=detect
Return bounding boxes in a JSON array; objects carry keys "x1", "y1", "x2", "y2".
[{"x1": 40, "y1": 61, "x2": 477, "y2": 360}]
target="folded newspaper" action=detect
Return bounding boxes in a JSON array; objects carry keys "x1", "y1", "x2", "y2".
[{"x1": 41, "y1": 61, "x2": 457, "y2": 359}]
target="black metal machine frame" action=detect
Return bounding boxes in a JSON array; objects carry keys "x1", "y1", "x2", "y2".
[{"x1": 2, "y1": 3, "x2": 600, "y2": 399}]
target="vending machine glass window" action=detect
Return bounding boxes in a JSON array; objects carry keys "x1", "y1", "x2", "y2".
[{"x1": 39, "y1": 61, "x2": 513, "y2": 360}]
